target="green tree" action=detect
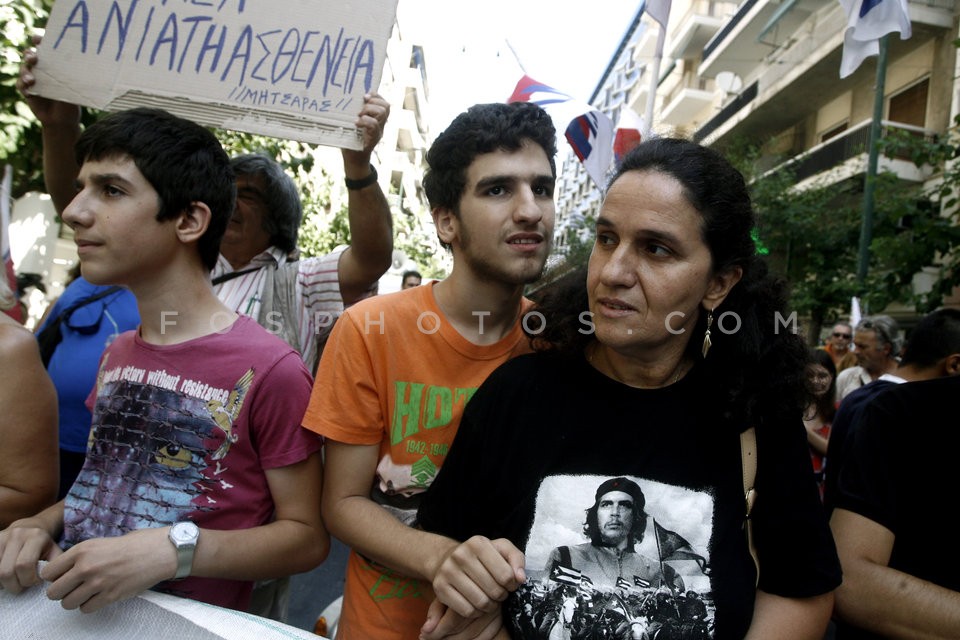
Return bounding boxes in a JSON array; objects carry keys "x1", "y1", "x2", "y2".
[
  {"x1": 868, "y1": 116, "x2": 960, "y2": 313},
  {"x1": 727, "y1": 141, "x2": 863, "y2": 339},
  {"x1": 728, "y1": 117, "x2": 960, "y2": 340},
  {"x1": 1, "y1": 0, "x2": 57, "y2": 199}
]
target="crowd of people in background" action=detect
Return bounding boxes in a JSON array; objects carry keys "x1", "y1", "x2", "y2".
[{"x1": 3, "y1": 35, "x2": 960, "y2": 640}]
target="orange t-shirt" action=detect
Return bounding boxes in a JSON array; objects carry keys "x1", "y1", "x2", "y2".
[{"x1": 302, "y1": 282, "x2": 534, "y2": 639}]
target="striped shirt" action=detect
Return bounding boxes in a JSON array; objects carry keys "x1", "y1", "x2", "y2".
[{"x1": 212, "y1": 246, "x2": 346, "y2": 368}]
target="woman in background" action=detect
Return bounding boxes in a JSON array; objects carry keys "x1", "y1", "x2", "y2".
[{"x1": 804, "y1": 349, "x2": 837, "y2": 499}]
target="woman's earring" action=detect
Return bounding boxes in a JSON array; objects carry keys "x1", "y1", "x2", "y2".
[{"x1": 701, "y1": 309, "x2": 714, "y2": 358}]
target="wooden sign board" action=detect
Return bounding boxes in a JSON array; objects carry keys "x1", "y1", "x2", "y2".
[{"x1": 33, "y1": 0, "x2": 399, "y2": 150}]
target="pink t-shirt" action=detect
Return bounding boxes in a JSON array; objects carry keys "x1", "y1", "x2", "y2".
[{"x1": 66, "y1": 316, "x2": 320, "y2": 610}]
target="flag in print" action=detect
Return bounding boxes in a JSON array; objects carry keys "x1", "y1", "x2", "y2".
[
  {"x1": 654, "y1": 520, "x2": 709, "y2": 574},
  {"x1": 551, "y1": 564, "x2": 582, "y2": 586}
]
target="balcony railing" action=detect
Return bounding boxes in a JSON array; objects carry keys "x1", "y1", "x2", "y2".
[
  {"x1": 693, "y1": 81, "x2": 758, "y2": 142},
  {"x1": 765, "y1": 119, "x2": 938, "y2": 185},
  {"x1": 701, "y1": 0, "x2": 760, "y2": 61}
]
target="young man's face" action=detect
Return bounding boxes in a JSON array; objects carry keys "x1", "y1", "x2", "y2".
[
  {"x1": 401, "y1": 275, "x2": 421, "y2": 289},
  {"x1": 445, "y1": 140, "x2": 555, "y2": 287},
  {"x1": 62, "y1": 154, "x2": 167, "y2": 287}
]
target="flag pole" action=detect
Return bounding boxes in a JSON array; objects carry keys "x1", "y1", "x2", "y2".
[
  {"x1": 504, "y1": 39, "x2": 527, "y2": 75},
  {"x1": 856, "y1": 34, "x2": 889, "y2": 286},
  {"x1": 642, "y1": 24, "x2": 666, "y2": 140}
]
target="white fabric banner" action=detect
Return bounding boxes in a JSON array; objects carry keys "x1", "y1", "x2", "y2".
[{"x1": 0, "y1": 585, "x2": 325, "y2": 640}]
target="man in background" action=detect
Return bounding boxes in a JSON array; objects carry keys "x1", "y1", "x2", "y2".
[
  {"x1": 835, "y1": 315, "x2": 902, "y2": 404},
  {"x1": 401, "y1": 269, "x2": 422, "y2": 289},
  {"x1": 821, "y1": 321, "x2": 857, "y2": 372}
]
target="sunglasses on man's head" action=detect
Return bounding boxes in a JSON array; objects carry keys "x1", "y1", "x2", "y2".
[{"x1": 832, "y1": 332, "x2": 852, "y2": 339}]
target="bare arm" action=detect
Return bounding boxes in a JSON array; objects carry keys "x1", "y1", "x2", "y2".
[
  {"x1": 321, "y1": 440, "x2": 524, "y2": 622},
  {"x1": 337, "y1": 93, "x2": 394, "y2": 305},
  {"x1": 831, "y1": 508, "x2": 960, "y2": 638},
  {"x1": 743, "y1": 589, "x2": 834, "y2": 639},
  {"x1": 804, "y1": 420, "x2": 829, "y2": 456},
  {"x1": 37, "y1": 452, "x2": 328, "y2": 613},
  {"x1": 0, "y1": 321, "x2": 58, "y2": 528},
  {"x1": 17, "y1": 36, "x2": 82, "y2": 214}
]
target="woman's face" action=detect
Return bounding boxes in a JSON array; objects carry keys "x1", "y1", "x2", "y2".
[
  {"x1": 806, "y1": 363, "x2": 833, "y2": 397},
  {"x1": 587, "y1": 170, "x2": 738, "y2": 357}
]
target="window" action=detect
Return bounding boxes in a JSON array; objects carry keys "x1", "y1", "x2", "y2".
[
  {"x1": 820, "y1": 122, "x2": 848, "y2": 143},
  {"x1": 888, "y1": 78, "x2": 928, "y2": 127}
]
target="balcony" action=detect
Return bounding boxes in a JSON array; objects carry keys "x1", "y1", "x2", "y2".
[
  {"x1": 699, "y1": 0, "x2": 953, "y2": 80},
  {"x1": 661, "y1": 87, "x2": 716, "y2": 126},
  {"x1": 764, "y1": 119, "x2": 937, "y2": 189},
  {"x1": 667, "y1": 0, "x2": 730, "y2": 61}
]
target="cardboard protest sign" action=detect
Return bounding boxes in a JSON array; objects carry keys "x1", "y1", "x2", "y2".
[{"x1": 33, "y1": 0, "x2": 399, "y2": 150}]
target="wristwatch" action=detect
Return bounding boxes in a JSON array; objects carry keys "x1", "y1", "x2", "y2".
[{"x1": 168, "y1": 521, "x2": 200, "y2": 580}]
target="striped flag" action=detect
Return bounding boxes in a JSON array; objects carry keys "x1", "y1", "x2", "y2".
[
  {"x1": 839, "y1": 0, "x2": 911, "y2": 78},
  {"x1": 551, "y1": 564, "x2": 582, "y2": 586},
  {"x1": 613, "y1": 108, "x2": 645, "y2": 166},
  {"x1": 508, "y1": 75, "x2": 615, "y2": 188}
]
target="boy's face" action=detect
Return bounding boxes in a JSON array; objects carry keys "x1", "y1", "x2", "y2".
[
  {"x1": 62, "y1": 154, "x2": 167, "y2": 287},
  {"x1": 443, "y1": 140, "x2": 555, "y2": 287}
]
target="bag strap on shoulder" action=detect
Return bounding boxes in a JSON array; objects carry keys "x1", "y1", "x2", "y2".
[{"x1": 740, "y1": 426, "x2": 759, "y2": 586}]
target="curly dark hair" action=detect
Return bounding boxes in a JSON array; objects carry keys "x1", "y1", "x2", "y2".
[
  {"x1": 528, "y1": 138, "x2": 811, "y2": 429},
  {"x1": 423, "y1": 102, "x2": 557, "y2": 249}
]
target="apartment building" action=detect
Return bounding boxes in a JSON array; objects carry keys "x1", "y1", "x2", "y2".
[{"x1": 555, "y1": 0, "x2": 959, "y2": 311}]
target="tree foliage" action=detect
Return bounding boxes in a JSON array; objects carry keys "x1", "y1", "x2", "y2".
[{"x1": 727, "y1": 119, "x2": 960, "y2": 340}]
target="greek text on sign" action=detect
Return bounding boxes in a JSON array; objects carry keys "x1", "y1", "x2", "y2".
[{"x1": 33, "y1": 0, "x2": 399, "y2": 149}]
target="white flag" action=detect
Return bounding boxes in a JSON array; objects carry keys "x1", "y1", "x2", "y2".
[{"x1": 839, "y1": 0, "x2": 911, "y2": 78}]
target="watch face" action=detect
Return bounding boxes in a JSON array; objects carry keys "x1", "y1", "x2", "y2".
[{"x1": 171, "y1": 522, "x2": 199, "y2": 544}]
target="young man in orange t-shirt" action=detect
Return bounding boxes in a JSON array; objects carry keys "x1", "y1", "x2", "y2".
[{"x1": 301, "y1": 102, "x2": 557, "y2": 640}]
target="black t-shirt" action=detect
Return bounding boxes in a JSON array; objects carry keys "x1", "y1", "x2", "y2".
[
  {"x1": 823, "y1": 379, "x2": 898, "y2": 514},
  {"x1": 833, "y1": 376, "x2": 960, "y2": 639},
  {"x1": 418, "y1": 351, "x2": 840, "y2": 639}
]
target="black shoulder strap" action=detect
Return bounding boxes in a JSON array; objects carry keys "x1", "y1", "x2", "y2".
[
  {"x1": 60, "y1": 285, "x2": 124, "y2": 323},
  {"x1": 211, "y1": 266, "x2": 260, "y2": 286},
  {"x1": 558, "y1": 545, "x2": 572, "y2": 569},
  {"x1": 37, "y1": 285, "x2": 124, "y2": 368}
]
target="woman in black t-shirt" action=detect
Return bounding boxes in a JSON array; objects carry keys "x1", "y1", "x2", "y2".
[{"x1": 418, "y1": 138, "x2": 841, "y2": 640}]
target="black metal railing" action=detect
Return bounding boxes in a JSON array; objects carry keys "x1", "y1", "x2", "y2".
[
  {"x1": 693, "y1": 81, "x2": 758, "y2": 142},
  {"x1": 766, "y1": 120, "x2": 937, "y2": 184}
]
